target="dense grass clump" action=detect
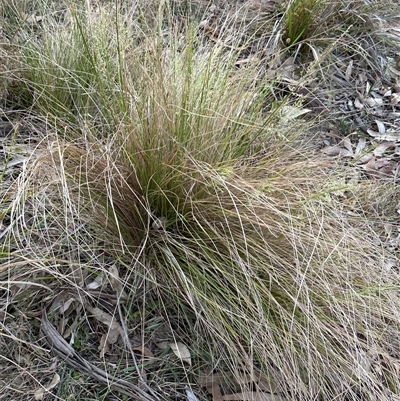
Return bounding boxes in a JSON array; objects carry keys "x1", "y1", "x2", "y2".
[{"x1": 0, "y1": 1, "x2": 400, "y2": 401}]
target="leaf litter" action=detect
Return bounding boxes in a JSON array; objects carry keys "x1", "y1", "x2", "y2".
[{"x1": 157, "y1": 341, "x2": 192, "y2": 365}]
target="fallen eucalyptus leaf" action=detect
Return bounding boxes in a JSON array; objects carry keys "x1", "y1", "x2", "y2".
[
  {"x1": 133, "y1": 345, "x2": 155, "y2": 359},
  {"x1": 375, "y1": 120, "x2": 386, "y2": 134},
  {"x1": 157, "y1": 341, "x2": 191, "y2": 365},
  {"x1": 355, "y1": 137, "x2": 366, "y2": 155},
  {"x1": 86, "y1": 275, "x2": 103, "y2": 290},
  {"x1": 280, "y1": 105, "x2": 311, "y2": 122},
  {"x1": 345, "y1": 60, "x2": 353, "y2": 80},
  {"x1": 323, "y1": 146, "x2": 353, "y2": 157},
  {"x1": 109, "y1": 265, "x2": 124, "y2": 294},
  {"x1": 373, "y1": 142, "x2": 395, "y2": 157},
  {"x1": 170, "y1": 342, "x2": 191, "y2": 365},
  {"x1": 50, "y1": 292, "x2": 76, "y2": 314},
  {"x1": 354, "y1": 98, "x2": 364, "y2": 109},
  {"x1": 86, "y1": 306, "x2": 123, "y2": 357},
  {"x1": 34, "y1": 373, "x2": 60, "y2": 400},
  {"x1": 391, "y1": 93, "x2": 400, "y2": 104},
  {"x1": 365, "y1": 97, "x2": 383, "y2": 107},
  {"x1": 342, "y1": 137, "x2": 353, "y2": 154}
]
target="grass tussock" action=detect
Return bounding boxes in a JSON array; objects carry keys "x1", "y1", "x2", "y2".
[{"x1": 1, "y1": 1, "x2": 400, "y2": 401}]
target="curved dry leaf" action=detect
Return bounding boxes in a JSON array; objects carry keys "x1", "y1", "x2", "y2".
[
  {"x1": 373, "y1": 142, "x2": 395, "y2": 157},
  {"x1": 109, "y1": 264, "x2": 124, "y2": 294},
  {"x1": 345, "y1": 60, "x2": 353, "y2": 80},
  {"x1": 323, "y1": 146, "x2": 342, "y2": 156},
  {"x1": 363, "y1": 157, "x2": 398, "y2": 177},
  {"x1": 99, "y1": 334, "x2": 109, "y2": 358},
  {"x1": 86, "y1": 306, "x2": 123, "y2": 353},
  {"x1": 170, "y1": 342, "x2": 191, "y2": 365},
  {"x1": 280, "y1": 105, "x2": 311, "y2": 122},
  {"x1": 354, "y1": 98, "x2": 364, "y2": 109},
  {"x1": 375, "y1": 120, "x2": 386, "y2": 134},
  {"x1": 356, "y1": 154, "x2": 373, "y2": 164},
  {"x1": 343, "y1": 137, "x2": 352, "y2": 151},
  {"x1": 132, "y1": 346, "x2": 155, "y2": 361},
  {"x1": 34, "y1": 373, "x2": 60, "y2": 400},
  {"x1": 87, "y1": 307, "x2": 121, "y2": 331},
  {"x1": 391, "y1": 93, "x2": 400, "y2": 104},
  {"x1": 86, "y1": 275, "x2": 103, "y2": 290},
  {"x1": 355, "y1": 137, "x2": 366, "y2": 155},
  {"x1": 50, "y1": 292, "x2": 76, "y2": 314},
  {"x1": 323, "y1": 146, "x2": 353, "y2": 157},
  {"x1": 365, "y1": 97, "x2": 383, "y2": 107},
  {"x1": 157, "y1": 341, "x2": 191, "y2": 365},
  {"x1": 156, "y1": 341, "x2": 169, "y2": 350}
]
